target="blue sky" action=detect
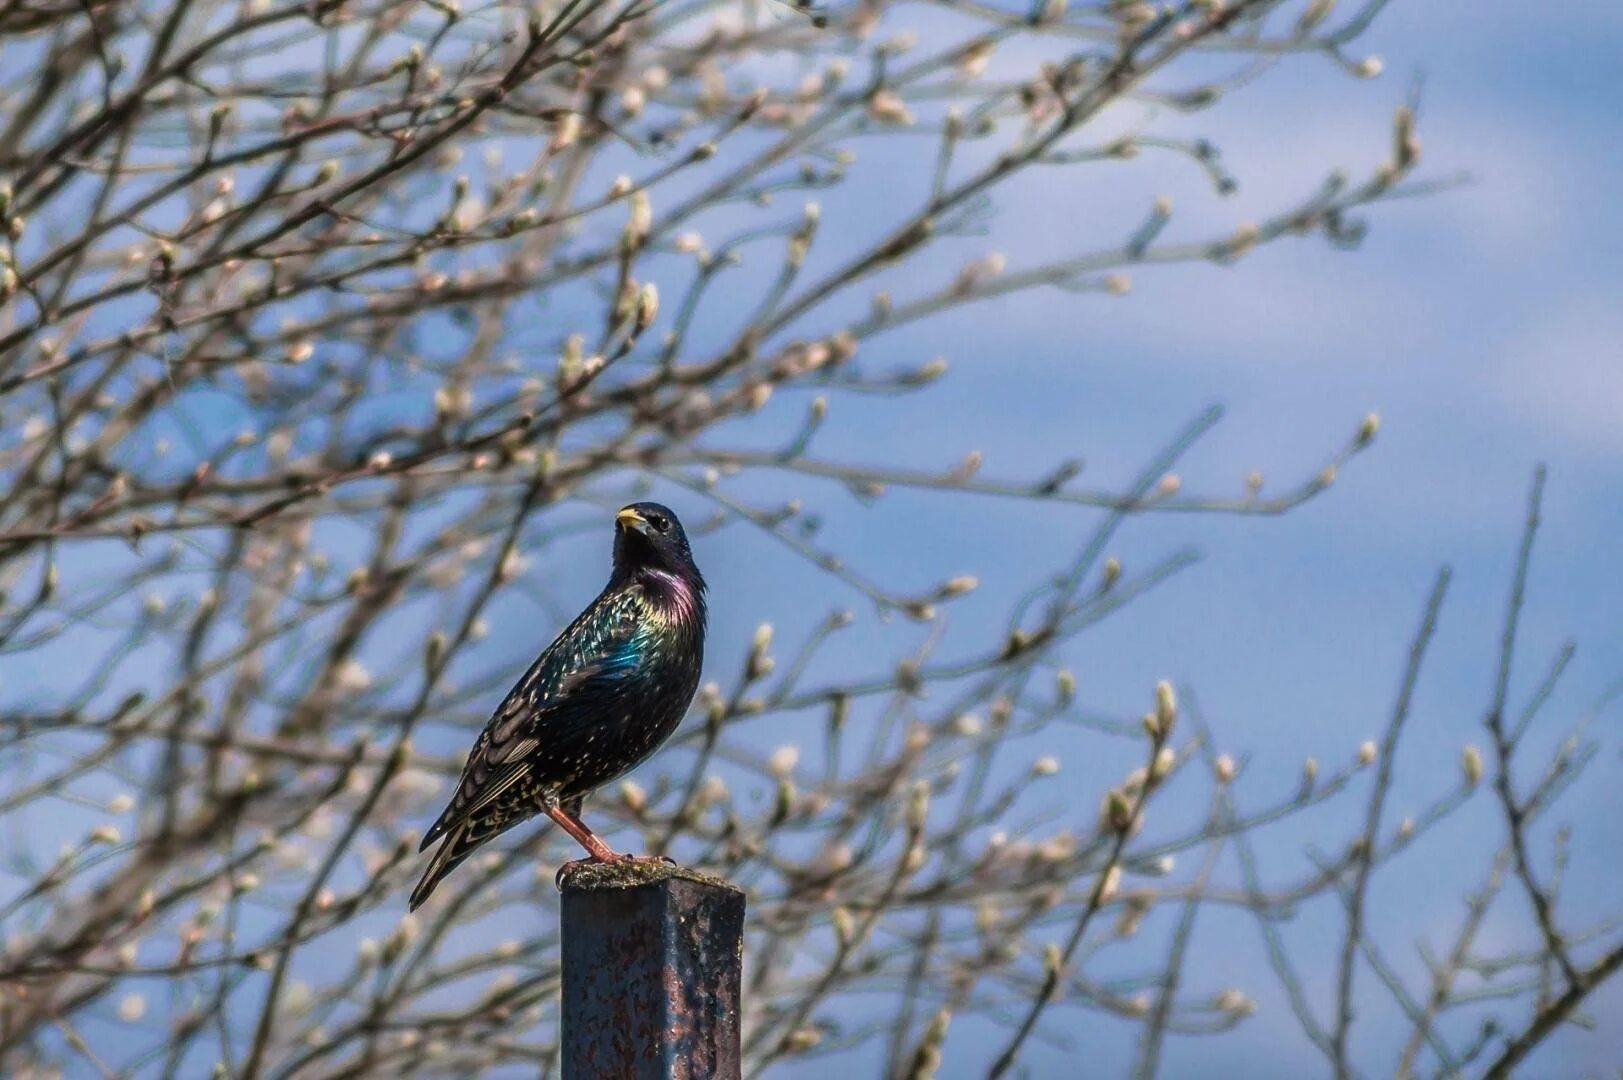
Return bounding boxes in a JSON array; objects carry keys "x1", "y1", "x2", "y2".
[
  {"x1": 6, "y1": 1, "x2": 1620, "y2": 1074},
  {"x1": 731, "y1": 0, "x2": 1623, "y2": 1073}
]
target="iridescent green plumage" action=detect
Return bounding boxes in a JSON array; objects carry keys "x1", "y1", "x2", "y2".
[{"x1": 411, "y1": 503, "x2": 706, "y2": 910}]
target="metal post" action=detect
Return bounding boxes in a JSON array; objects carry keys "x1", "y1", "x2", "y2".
[{"x1": 559, "y1": 860, "x2": 745, "y2": 1079}]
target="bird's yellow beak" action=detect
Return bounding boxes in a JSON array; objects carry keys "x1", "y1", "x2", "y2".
[{"x1": 616, "y1": 507, "x2": 647, "y2": 532}]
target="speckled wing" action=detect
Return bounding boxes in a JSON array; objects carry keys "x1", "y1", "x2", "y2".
[{"x1": 418, "y1": 588, "x2": 643, "y2": 853}]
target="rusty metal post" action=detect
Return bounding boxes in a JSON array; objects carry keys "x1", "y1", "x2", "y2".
[{"x1": 558, "y1": 860, "x2": 745, "y2": 1079}]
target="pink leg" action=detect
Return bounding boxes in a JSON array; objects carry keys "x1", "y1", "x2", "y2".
[
  {"x1": 546, "y1": 802, "x2": 675, "y2": 881},
  {"x1": 545, "y1": 803, "x2": 623, "y2": 862}
]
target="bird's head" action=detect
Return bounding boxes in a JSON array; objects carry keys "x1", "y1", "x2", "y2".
[{"x1": 613, "y1": 502, "x2": 704, "y2": 588}]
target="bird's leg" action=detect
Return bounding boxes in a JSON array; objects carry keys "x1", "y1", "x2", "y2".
[
  {"x1": 544, "y1": 803, "x2": 623, "y2": 863},
  {"x1": 547, "y1": 801, "x2": 677, "y2": 885}
]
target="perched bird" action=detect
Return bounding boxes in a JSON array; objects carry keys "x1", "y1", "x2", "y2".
[{"x1": 411, "y1": 502, "x2": 707, "y2": 910}]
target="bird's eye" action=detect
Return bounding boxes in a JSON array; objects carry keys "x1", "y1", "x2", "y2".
[{"x1": 650, "y1": 515, "x2": 670, "y2": 533}]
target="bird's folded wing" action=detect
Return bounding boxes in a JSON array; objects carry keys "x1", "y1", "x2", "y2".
[{"x1": 418, "y1": 596, "x2": 642, "y2": 852}]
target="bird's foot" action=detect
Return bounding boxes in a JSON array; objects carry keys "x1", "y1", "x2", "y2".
[{"x1": 622, "y1": 853, "x2": 678, "y2": 866}]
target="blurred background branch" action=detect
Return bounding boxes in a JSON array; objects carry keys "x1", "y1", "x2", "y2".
[{"x1": 0, "y1": 0, "x2": 1616, "y2": 1076}]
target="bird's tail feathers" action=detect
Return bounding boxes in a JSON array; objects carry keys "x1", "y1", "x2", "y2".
[
  {"x1": 410, "y1": 806, "x2": 547, "y2": 909},
  {"x1": 410, "y1": 824, "x2": 475, "y2": 911}
]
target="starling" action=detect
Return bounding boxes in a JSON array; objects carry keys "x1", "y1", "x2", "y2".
[{"x1": 410, "y1": 502, "x2": 707, "y2": 910}]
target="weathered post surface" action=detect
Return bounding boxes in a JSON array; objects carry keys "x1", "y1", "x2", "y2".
[{"x1": 559, "y1": 860, "x2": 745, "y2": 1079}]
